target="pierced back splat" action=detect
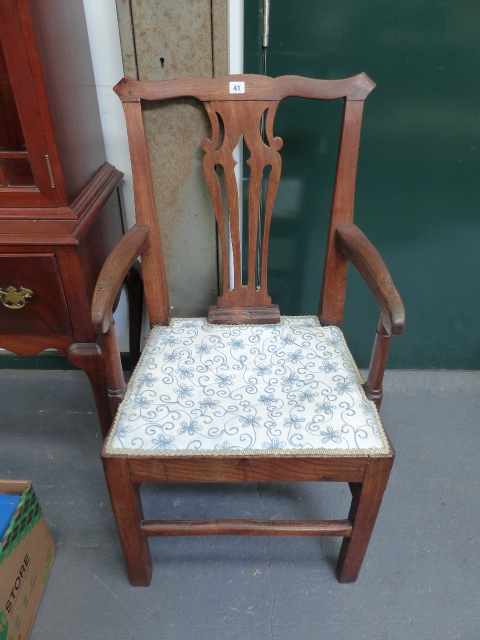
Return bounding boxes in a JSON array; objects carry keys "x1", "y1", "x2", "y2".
[{"x1": 203, "y1": 100, "x2": 283, "y2": 324}]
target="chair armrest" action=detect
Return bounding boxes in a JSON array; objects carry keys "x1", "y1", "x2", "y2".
[
  {"x1": 335, "y1": 224, "x2": 405, "y2": 335},
  {"x1": 92, "y1": 225, "x2": 150, "y2": 334}
]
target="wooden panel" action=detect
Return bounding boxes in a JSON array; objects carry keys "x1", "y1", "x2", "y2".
[
  {"x1": 54, "y1": 247, "x2": 92, "y2": 343},
  {"x1": 0, "y1": 253, "x2": 71, "y2": 336},
  {"x1": 79, "y1": 190, "x2": 125, "y2": 314},
  {"x1": 0, "y1": 38, "x2": 24, "y2": 153},
  {"x1": 27, "y1": 0, "x2": 106, "y2": 204},
  {"x1": 0, "y1": 0, "x2": 60, "y2": 207},
  {"x1": 0, "y1": 334, "x2": 71, "y2": 356},
  {"x1": 126, "y1": 455, "x2": 370, "y2": 483}
]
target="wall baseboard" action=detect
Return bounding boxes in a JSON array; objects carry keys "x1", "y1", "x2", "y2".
[{"x1": 0, "y1": 352, "x2": 133, "y2": 371}]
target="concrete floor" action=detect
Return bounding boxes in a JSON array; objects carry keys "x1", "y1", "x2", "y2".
[{"x1": 1, "y1": 368, "x2": 479, "y2": 639}]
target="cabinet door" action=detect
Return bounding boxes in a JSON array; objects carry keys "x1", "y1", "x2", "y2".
[{"x1": 0, "y1": 0, "x2": 59, "y2": 208}]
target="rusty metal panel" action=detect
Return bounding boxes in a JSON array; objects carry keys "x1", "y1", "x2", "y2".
[
  {"x1": 115, "y1": 0, "x2": 137, "y2": 77},
  {"x1": 115, "y1": 0, "x2": 227, "y2": 317},
  {"x1": 212, "y1": 0, "x2": 228, "y2": 77}
]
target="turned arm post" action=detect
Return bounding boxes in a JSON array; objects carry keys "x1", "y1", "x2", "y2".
[
  {"x1": 364, "y1": 316, "x2": 392, "y2": 408},
  {"x1": 97, "y1": 324, "x2": 125, "y2": 418}
]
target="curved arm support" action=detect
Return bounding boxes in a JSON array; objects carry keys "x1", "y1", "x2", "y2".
[
  {"x1": 92, "y1": 225, "x2": 150, "y2": 334},
  {"x1": 335, "y1": 225, "x2": 405, "y2": 336}
]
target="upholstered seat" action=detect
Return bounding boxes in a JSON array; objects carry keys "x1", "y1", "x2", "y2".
[{"x1": 105, "y1": 317, "x2": 389, "y2": 456}]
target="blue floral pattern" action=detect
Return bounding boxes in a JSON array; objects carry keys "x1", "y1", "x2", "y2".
[{"x1": 105, "y1": 317, "x2": 389, "y2": 456}]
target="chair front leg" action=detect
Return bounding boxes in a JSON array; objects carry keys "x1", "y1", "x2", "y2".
[
  {"x1": 102, "y1": 456, "x2": 152, "y2": 586},
  {"x1": 336, "y1": 456, "x2": 393, "y2": 583}
]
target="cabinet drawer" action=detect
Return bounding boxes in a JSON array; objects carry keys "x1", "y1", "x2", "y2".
[{"x1": 0, "y1": 254, "x2": 71, "y2": 335}]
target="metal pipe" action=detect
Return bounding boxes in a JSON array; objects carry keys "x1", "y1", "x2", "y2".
[{"x1": 262, "y1": 0, "x2": 270, "y2": 49}]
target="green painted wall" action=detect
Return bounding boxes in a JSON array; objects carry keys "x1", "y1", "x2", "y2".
[{"x1": 245, "y1": 1, "x2": 480, "y2": 368}]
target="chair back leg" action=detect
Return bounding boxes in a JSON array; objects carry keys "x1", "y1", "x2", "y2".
[
  {"x1": 102, "y1": 457, "x2": 152, "y2": 586},
  {"x1": 336, "y1": 456, "x2": 393, "y2": 583}
]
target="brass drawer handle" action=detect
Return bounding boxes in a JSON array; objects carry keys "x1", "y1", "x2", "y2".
[{"x1": 0, "y1": 286, "x2": 34, "y2": 310}]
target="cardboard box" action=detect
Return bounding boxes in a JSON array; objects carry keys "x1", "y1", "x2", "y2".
[{"x1": 0, "y1": 480, "x2": 54, "y2": 640}]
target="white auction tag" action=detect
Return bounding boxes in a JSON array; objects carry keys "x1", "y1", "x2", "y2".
[{"x1": 229, "y1": 81, "x2": 245, "y2": 94}]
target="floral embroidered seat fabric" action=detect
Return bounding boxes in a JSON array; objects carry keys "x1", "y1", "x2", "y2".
[{"x1": 105, "y1": 317, "x2": 389, "y2": 456}]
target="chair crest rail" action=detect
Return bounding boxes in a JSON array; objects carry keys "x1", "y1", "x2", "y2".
[{"x1": 114, "y1": 73, "x2": 376, "y2": 104}]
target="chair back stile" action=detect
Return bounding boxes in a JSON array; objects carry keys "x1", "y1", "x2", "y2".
[
  {"x1": 122, "y1": 101, "x2": 170, "y2": 325},
  {"x1": 114, "y1": 73, "x2": 375, "y2": 328},
  {"x1": 319, "y1": 98, "x2": 368, "y2": 327}
]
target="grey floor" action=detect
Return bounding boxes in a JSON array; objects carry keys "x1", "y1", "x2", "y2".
[{"x1": 1, "y1": 368, "x2": 479, "y2": 640}]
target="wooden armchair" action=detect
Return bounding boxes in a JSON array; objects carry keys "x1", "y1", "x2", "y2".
[{"x1": 93, "y1": 73, "x2": 405, "y2": 586}]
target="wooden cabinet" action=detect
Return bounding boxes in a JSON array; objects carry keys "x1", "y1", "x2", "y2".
[{"x1": 0, "y1": 0, "x2": 128, "y2": 435}]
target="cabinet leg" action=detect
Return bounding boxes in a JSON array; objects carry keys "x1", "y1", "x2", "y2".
[{"x1": 67, "y1": 342, "x2": 112, "y2": 438}]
